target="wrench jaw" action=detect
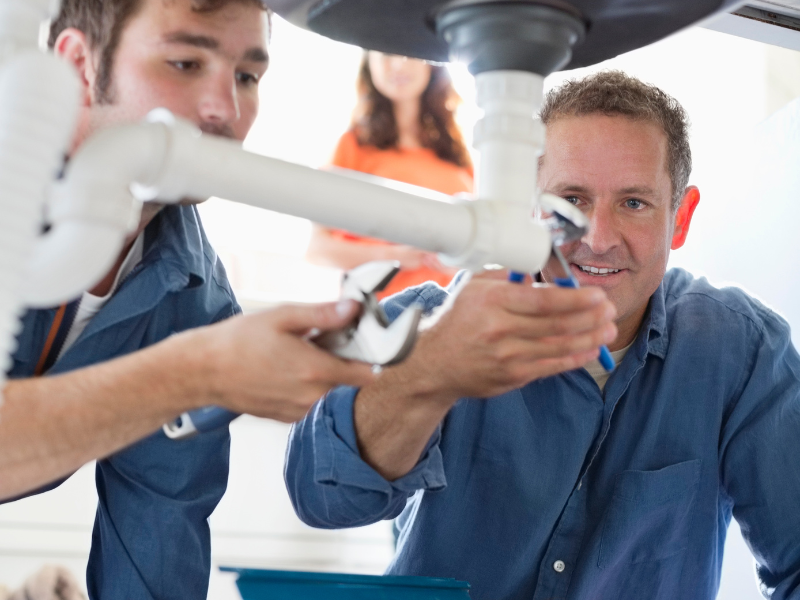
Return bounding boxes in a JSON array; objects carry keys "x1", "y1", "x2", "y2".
[
  {"x1": 538, "y1": 193, "x2": 589, "y2": 281},
  {"x1": 539, "y1": 192, "x2": 589, "y2": 247},
  {"x1": 314, "y1": 260, "x2": 422, "y2": 366},
  {"x1": 323, "y1": 303, "x2": 423, "y2": 366},
  {"x1": 341, "y1": 261, "x2": 400, "y2": 300}
]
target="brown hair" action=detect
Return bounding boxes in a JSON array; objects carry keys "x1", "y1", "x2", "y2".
[
  {"x1": 48, "y1": 0, "x2": 270, "y2": 104},
  {"x1": 540, "y1": 70, "x2": 691, "y2": 210},
  {"x1": 353, "y1": 54, "x2": 472, "y2": 170}
]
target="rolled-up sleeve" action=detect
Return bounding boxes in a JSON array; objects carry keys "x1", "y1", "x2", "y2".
[
  {"x1": 285, "y1": 282, "x2": 453, "y2": 529},
  {"x1": 285, "y1": 384, "x2": 446, "y2": 529}
]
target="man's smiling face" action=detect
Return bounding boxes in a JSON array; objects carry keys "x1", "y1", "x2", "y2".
[{"x1": 539, "y1": 114, "x2": 677, "y2": 349}]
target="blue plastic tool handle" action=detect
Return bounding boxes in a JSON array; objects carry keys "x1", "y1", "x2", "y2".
[
  {"x1": 188, "y1": 406, "x2": 239, "y2": 433},
  {"x1": 596, "y1": 345, "x2": 616, "y2": 372},
  {"x1": 553, "y1": 277, "x2": 578, "y2": 288}
]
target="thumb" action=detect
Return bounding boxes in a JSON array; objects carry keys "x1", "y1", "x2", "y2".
[{"x1": 273, "y1": 299, "x2": 361, "y2": 335}]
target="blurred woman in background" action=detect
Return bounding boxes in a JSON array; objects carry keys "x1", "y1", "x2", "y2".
[{"x1": 306, "y1": 51, "x2": 473, "y2": 298}]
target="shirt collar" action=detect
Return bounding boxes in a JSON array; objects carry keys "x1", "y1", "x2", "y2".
[
  {"x1": 74, "y1": 204, "x2": 211, "y2": 335},
  {"x1": 634, "y1": 278, "x2": 669, "y2": 360},
  {"x1": 141, "y1": 204, "x2": 209, "y2": 290},
  {"x1": 13, "y1": 205, "x2": 212, "y2": 368}
]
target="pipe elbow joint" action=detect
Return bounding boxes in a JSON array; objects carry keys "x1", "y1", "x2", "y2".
[
  {"x1": 21, "y1": 119, "x2": 171, "y2": 306},
  {"x1": 440, "y1": 198, "x2": 552, "y2": 274}
]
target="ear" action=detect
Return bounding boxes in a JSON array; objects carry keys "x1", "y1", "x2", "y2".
[
  {"x1": 53, "y1": 28, "x2": 98, "y2": 106},
  {"x1": 671, "y1": 185, "x2": 700, "y2": 250}
]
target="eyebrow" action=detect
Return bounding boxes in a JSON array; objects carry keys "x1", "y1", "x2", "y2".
[
  {"x1": 618, "y1": 186, "x2": 657, "y2": 197},
  {"x1": 551, "y1": 184, "x2": 657, "y2": 197},
  {"x1": 552, "y1": 184, "x2": 591, "y2": 194},
  {"x1": 162, "y1": 31, "x2": 269, "y2": 64}
]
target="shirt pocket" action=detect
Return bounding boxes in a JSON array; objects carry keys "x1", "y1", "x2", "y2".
[{"x1": 598, "y1": 459, "x2": 702, "y2": 569}]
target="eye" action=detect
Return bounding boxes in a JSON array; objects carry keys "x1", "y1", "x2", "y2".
[
  {"x1": 564, "y1": 195, "x2": 580, "y2": 206},
  {"x1": 625, "y1": 198, "x2": 645, "y2": 210},
  {"x1": 169, "y1": 60, "x2": 201, "y2": 72},
  {"x1": 236, "y1": 71, "x2": 260, "y2": 86}
]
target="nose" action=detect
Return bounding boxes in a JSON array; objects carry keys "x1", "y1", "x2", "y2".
[
  {"x1": 581, "y1": 201, "x2": 622, "y2": 255},
  {"x1": 197, "y1": 71, "x2": 240, "y2": 127}
]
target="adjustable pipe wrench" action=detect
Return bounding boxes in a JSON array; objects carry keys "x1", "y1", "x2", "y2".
[{"x1": 163, "y1": 261, "x2": 422, "y2": 440}]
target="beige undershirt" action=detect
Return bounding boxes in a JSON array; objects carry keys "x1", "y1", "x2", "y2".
[
  {"x1": 584, "y1": 342, "x2": 634, "y2": 391},
  {"x1": 56, "y1": 233, "x2": 144, "y2": 361}
]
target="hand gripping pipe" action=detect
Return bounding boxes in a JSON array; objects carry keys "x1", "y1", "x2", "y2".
[
  {"x1": 0, "y1": 0, "x2": 81, "y2": 406},
  {"x1": 54, "y1": 109, "x2": 554, "y2": 277}
]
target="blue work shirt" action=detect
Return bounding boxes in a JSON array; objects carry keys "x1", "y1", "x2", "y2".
[
  {"x1": 286, "y1": 268, "x2": 800, "y2": 600},
  {"x1": 8, "y1": 205, "x2": 239, "y2": 600}
]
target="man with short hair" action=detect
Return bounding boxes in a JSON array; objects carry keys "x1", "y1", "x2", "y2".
[
  {"x1": 2, "y1": 1, "x2": 614, "y2": 595},
  {"x1": 286, "y1": 71, "x2": 800, "y2": 599},
  {"x1": 0, "y1": 1, "x2": 379, "y2": 599}
]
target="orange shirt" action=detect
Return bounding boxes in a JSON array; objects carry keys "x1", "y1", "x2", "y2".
[{"x1": 329, "y1": 130, "x2": 474, "y2": 298}]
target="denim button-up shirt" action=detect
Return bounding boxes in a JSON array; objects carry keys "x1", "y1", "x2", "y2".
[
  {"x1": 7, "y1": 206, "x2": 240, "y2": 600},
  {"x1": 285, "y1": 268, "x2": 800, "y2": 600}
]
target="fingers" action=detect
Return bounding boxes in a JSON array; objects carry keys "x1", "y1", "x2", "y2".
[
  {"x1": 288, "y1": 331, "x2": 378, "y2": 389},
  {"x1": 473, "y1": 269, "x2": 533, "y2": 283},
  {"x1": 472, "y1": 269, "x2": 510, "y2": 281},
  {"x1": 500, "y1": 283, "x2": 609, "y2": 317},
  {"x1": 525, "y1": 349, "x2": 603, "y2": 380},
  {"x1": 483, "y1": 341, "x2": 608, "y2": 391},
  {"x1": 229, "y1": 349, "x2": 375, "y2": 423},
  {"x1": 488, "y1": 321, "x2": 615, "y2": 366},
  {"x1": 272, "y1": 301, "x2": 380, "y2": 387},
  {"x1": 464, "y1": 278, "x2": 609, "y2": 318},
  {"x1": 201, "y1": 302, "x2": 382, "y2": 425},
  {"x1": 500, "y1": 300, "x2": 617, "y2": 341},
  {"x1": 272, "y1": 300, "x2": 362, "y2": 335},
  {"x1": 527, "y1": 322, "x2": 617, "y2": 360}
]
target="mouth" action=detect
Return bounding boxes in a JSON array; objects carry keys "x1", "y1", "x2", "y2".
[
  {"x1": 576, "y1": 265, "x2": 620, "y2": 276},
  {"x1": 570, "y1": 264, "x2": 626, "y2": 282}
]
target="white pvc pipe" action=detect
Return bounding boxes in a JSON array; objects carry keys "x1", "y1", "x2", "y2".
[
  {"x1": 158, "y1": 118, "x2": 476, "y2": 257},
  {"x1": 187, "y1": 150, "x2": 474, "y2": 255},
  {"x1": 474, "y1": 71, "x2": 545, "y2": 207},
  {"x1": 446, "y1": 70, "x2": 551, "y2": 272},
  {"x1": 0, "y1": 49, "x2": 79, "y2": 397},
  {"x1": 56, "y1": 115, "x2": 476, "y2": 258},
  {"x1": 55, "y1": 110, "x2": 556, "y2": 277},
  {"x1": 0, "y1": 0, "x2": 57, "y2": 61},
  {"x1": 21, "y1": 123, "x2": 164, "y2": 306},
  {"x1": 152, "y1": 111, "x2": 548, "y2": 271}
]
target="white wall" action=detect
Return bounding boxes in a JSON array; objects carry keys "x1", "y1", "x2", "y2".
[{"x1": 2, "y1": 16, "x2": 799, "y2": 600}]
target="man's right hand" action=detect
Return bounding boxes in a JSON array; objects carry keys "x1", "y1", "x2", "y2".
[
  {"x1": 352, "y1": 277, "x2": 617, "y2": 480},
  {"x1": 403, "y1": 276, "x2": 617, "y2": 404},
  {"x1": 182, "y1": 299, "x2": 376, "y2": 423}
]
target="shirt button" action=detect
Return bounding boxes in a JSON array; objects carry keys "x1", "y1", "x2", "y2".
[{"x1": 553, "y1": 560, "x2": 566, "y2": 573}]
